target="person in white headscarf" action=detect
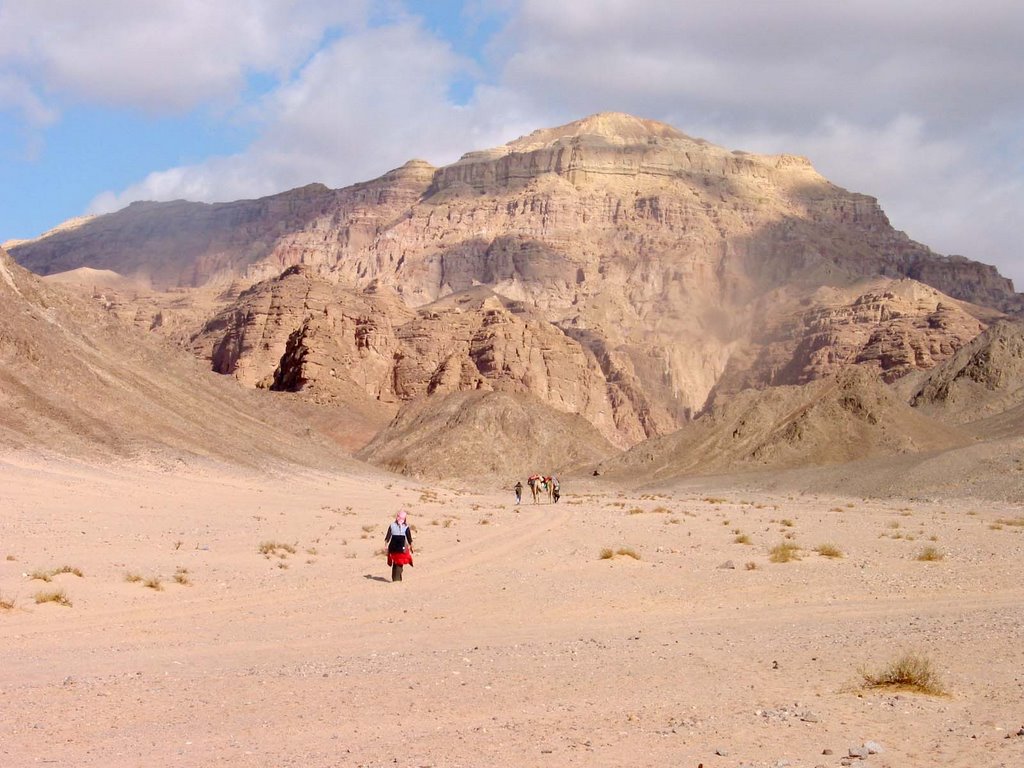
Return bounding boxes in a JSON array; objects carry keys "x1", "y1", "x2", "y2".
[{"x1": 384, "y1": 510, "x2": 413, "y2": 582}]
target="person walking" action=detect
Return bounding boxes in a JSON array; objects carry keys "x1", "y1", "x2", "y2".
[
  {"x1": 384, "y1": 510, "x2": 413, "y2": 582},
  {"x1": 513, "y1": 480, "x2": 523, "y2": 505}
]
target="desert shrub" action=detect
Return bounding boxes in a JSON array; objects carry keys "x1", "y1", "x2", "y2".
[
  {"x1": 652, "y1": 506, "x2": 670, "y2": 514},
  {"x1": 616, "y1": 547, "x2": 640, "y2": 560},
  {"x1": 34, "y1": 589, "x2": 71, "y2": 606},
  {"x1": 780, "y1": 519, "x2": 794, "y2": 527},
  {"x1": 28, "y1": 569, "x2": 52, "y2": 582},
  {"x1": 599, "y1": 548, "x2": 614, "y2": 560},
  {"x1": 143, "y1": 577, "x2": 163, "y2": 591},
  {"x1": 5, "y1": 554, "x2": 16, "y2": 561},
  {"x1": 258, "y1": 541, "x2": 296, "y2": 557},
  {"x1": 733, "y1": 533, "x2": 751, "y2": 545},
  {"x1": 173, "y1": 568, "x2": 191, "y2": 586},
  {"x1": 815, "y1": 543, "x2": 843, "y2": 558},
  {"x1": 861, "y1": 652, "x2": 946, "y2": 695},
  {"x1": 125, "y1": 572, "x2": 143, "y2": 583},
  {"x1": 768, "y1": 542, "x2": 801, "y2": 563},
  {"x1": 995, "y1": 516, "x2": 1024, "y2": 527},
  {"x1": 915, "y1": 546, "x2": 944, "y2": 562},
  {"x1": 0, "y1": 593, "x2": 15, "y2": 610},
  {"x1": 52, "y1": 565, "x2": 83, "y2": 577},
  {"x1": 744, "y1": 561, "x2": 758, "y2": 570},
  {"x1": 627, "y1": 507, "x2": 645, "y2": 515}
]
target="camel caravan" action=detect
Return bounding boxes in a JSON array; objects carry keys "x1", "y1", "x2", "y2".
[{"x1": 525, "y1": 474, "x2": 560, "y2": 504}]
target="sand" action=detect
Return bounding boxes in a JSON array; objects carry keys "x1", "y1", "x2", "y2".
[{"x1": 3, "y1": 454, "x2": 1024, "y2": 768}]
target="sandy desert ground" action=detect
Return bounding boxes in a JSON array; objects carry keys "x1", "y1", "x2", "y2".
[{"x1": 2, "y1": 453, "x2": 1024, "y2": 768}]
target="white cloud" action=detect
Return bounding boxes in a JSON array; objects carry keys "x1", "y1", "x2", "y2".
[
  {"x1": 0, "y1": 0, "x2": 368, "y2": 112},
  {"x1": 87, "y1": 19, "x2": 532, "y2": 211}
]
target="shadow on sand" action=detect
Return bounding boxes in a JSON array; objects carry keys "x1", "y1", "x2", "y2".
[{"x1": 363, "y1": 574, "x2": 390, "y2": 583}]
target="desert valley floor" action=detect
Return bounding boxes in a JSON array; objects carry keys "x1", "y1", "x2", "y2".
[{"x1": 2, "y1": 454, "x2": 1023, "y2": 768}]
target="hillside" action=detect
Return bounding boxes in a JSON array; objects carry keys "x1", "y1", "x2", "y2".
[{"x1": 0, "y1": 247, "x2": 367, "y2": 468}]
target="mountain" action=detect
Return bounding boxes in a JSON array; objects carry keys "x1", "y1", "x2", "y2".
[{"x1": 7, "y1": 112, "x2": 1022, "y2": 468}]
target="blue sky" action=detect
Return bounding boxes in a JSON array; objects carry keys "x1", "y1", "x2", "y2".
[{"x1": 2, "y1": 0, "x2": 1022, "y2": 287}]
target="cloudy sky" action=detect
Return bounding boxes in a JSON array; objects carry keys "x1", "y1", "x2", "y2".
[{"x1": 2, "y1": 0, "x2": 1022, "y2": 285}]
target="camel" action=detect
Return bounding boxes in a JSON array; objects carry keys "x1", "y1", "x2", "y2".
[{"x1": 527, "y1": 475, "x2": 546, "y2": 504}]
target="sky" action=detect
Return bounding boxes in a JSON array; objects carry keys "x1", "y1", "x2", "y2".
[{"x1": 1, "y1": 0, "x2": 1022, "y2": 287}]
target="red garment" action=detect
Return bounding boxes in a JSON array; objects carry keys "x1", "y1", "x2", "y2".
[{"x1": 387, "y1": 550, "x2": 413, "y2": 566}]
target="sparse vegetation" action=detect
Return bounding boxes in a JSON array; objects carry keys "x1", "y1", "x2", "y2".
[
  {"x1": 29, "y1": 569, "x2": 53, "y2": 582},
  {"x1": 5, "y1": 554, "x2": 16, "y2": 561},
  {"x1": 733, "y1": 533, "x2": 751, "y2": 545},
  {"x1": 173, "y1": 567, "x2": 191, "y2": 586},
  {"x1": 258, "y1": 541, "x2": 297, "y2": 558},
  {"x1": 915, "y1": 546, "x2": 944, "y2": 562},
  {"x1": 600, "y1": 547, "x2": 641, "y2": 560},
  {"x1": 995, "y1": 516, "x2": 1024, "y2": 527},
  {"x1": 52, "y1": 565, "x2": 83, "y2": 577},
  {"x1": 861, "y1": 652, "x2": 946, "y2": 695},
  {"x1": 143, "y1": 577, "x2": 163, "y2": 591},
  {"x1": 125, "y1": 572, "x2": 143, "y2": 583},
  {"x1": 815, "y1": 543, "x2": 843, "y2": 558},
  {"x1": 744, "y1": 561, "x2": 758, "y2": 570},
  {"x1": 0, "y1": 593, "x2": 15, "y2": 610},
  {"x1": 34, "y1": 589, "x2": 71, "y2": 606},
  {"x1": 780, "y1": 519, "x2": 794, "y2": 527},
  {"x1": 768, "y1": 542, "x2": 801, "y2": 563},
  {"x1": 627, "y1": 507, "x2": 645, "y2": 515}
]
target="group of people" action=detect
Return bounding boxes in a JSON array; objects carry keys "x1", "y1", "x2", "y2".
[
  {"x1": 383, "y1": 473, "x2": 563, "y2": 582},
  {"x1": 514, "y1": 474, "x2": 560, "y2": 504}
]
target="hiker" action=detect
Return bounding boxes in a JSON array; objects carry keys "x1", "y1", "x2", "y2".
[
  {"x1": 384, "y1": 510, "x2": 413, "y2": 582},
  {"x1": 551, "y1": 476, "x2": 560, "y2": 503},
  {"x1": 514, "y1": 480, "x2": 523, "y2": 505}
]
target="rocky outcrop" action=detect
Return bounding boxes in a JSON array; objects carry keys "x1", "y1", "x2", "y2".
[
  {"x1": 910, "y1": 319, "x2": 1024, "y2": 425},
  {"x1": 711, "y1": 278, "x2": 993, "y2": 399},
  {"x1": 597, "y1": 367, "x2": 968, "y2": 481}
]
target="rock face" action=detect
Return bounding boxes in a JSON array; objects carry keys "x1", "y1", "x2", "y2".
[
  {"x1": 911, "y1": 319, "x2": 1024, "y2": 426},
  {"x1": 10, "y1": 113, "x2": 1020, "y2": 452}
]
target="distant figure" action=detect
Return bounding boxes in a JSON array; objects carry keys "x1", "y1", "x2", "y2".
[
  {"x1": 384, "y1": 510, "x2": 413, "y2": 582},
  {"x1": 514, "y1": 480, "x2": 523, "y2": 505},
  {"x1": 551, "y1": 476, "x2": 560, "y2": 503}
]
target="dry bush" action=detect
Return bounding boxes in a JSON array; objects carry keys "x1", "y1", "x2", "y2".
[
  {"x1": 599, "y1": 548, "x2": 614, "y2": 560},
  {"x1": 258, "y1": 541, "x2": 296, "y2": 558},
  {"x1": 124, "y1": 572, "x2": 143, "y2": 583},
  {"x1": 768, "y1": 542, "x2": 801, "y2": 563},
  {"x1": 995, "y1": 516, "x2": 1024, "y2": 527},
  {"x1": 915, "y1": 546, "x2": 944, "y2": 562},
  {"x1": 34, "y1": 589, "x2": 71, "y2": 606},
  {"x1": 28, "y1": 569, "x2": 52, "y2": 583},
  {"x1": 5, "y1": 555, "x2": 16, "y2": 561},
  {"x1": 744, "y1": 561, "x2": 758, "y2": 571},
  {"x1": 652, "y1": 506, "x2": 671, "y2": 514},
  {"x1": 627, "y1": 507, "x2": 645, "y2": 515},
  {"x1": 780, "y1": 519, "x2": 794, "y2": 527},
  {"x1": 733, "y1": 533, "x2": 751, "y2": 545},
  {"x1": 52, "y1": 565, "x2": 83, "y2": 577},
  {"x1": 703, "y1": 497, "x2": 728, "y2": 504},
  {"x1": 173, "y1": 567, "x2": 191, "y2": 586},
  {"x1": 861, "y1": 652, "x2": 946, "y2": 695},
  {"x1": 144, "y1": 577, "x2": 163, "y2": 591},
  {"x1": 0, "y1": 593, "x2": 15, "y2": 610},
  {"x1": 616, "y1": 547, "x2": 640, "y2": 560},
  {"x1": 815, "y1": 543, "x2": 844, "y2": 558},
  {"x1": 361, "y1": 525, "x2": 375, "y2": 533}
]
